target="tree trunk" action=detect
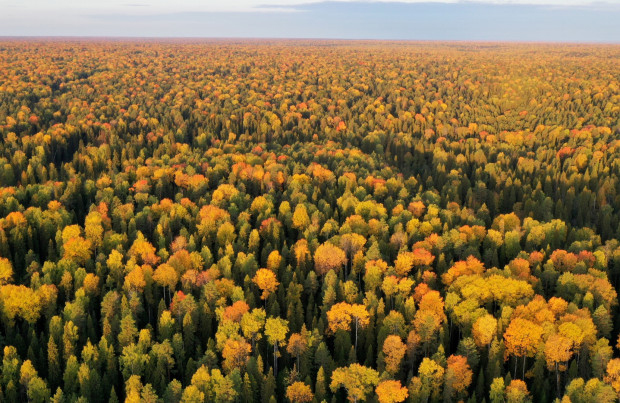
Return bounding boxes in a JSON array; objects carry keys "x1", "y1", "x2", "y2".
[
  {"x1": 274, "y1": 342, "x2": 278, "y2": 376},
  {"x1": 514, "y1": 356, "x2": 518, "y2": 379},
  {"x1": 354, "y1": 319, "x2": 358, "y2": 353}
]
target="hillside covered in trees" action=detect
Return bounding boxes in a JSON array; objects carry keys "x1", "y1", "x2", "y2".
[{"x1": 0, "y1": 39, "x2": 620, "y2": 403}]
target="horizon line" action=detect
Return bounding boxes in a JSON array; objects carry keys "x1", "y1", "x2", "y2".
[{"x1": 1, "y1": 36, "x2": 619, "y2": 45}]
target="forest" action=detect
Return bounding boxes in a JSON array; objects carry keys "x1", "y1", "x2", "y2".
[{"x1": 0, "y1": 39, "x2": 619, "y2": 403}]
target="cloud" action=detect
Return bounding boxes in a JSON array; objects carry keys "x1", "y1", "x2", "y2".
[{"x1": 0, "y1": 0, "x2": 618, "y2": 41}]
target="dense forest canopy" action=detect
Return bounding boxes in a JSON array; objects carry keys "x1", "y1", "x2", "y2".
[{"x1": 0, "y1": 39, "x2": 619, "y2": 403}]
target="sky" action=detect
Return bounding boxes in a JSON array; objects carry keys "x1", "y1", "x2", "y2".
[{"x1": 1, "y1": 0, "x2": 619, "y2": 42}]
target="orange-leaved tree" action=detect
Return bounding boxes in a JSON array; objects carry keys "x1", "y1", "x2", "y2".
[{"x1": 375, "y1": 380, "x2": 408, "y2": 403}]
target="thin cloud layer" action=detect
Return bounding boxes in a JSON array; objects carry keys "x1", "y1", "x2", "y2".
[{"x1": 0, "y1": 0, "x2": 618, "y2": 41}]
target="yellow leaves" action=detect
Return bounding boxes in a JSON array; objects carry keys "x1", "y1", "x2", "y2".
[
  {"x1": 84, "y1": 211, "x2": 104, "y2": 250},
  {"x1": 221, "y1": 338, "x2": 251, "y2": 374},
  {"x1": 442, "y1": 255, "x2": 485, "y2": 285},
  {"x1": 61, "y1": 224, "x2": 81, "y2": 243},
  {"x1": 211, "y1": 184, "x2": 239, "y2": 206},
  {"x1": 240, "y1": 308, "x2": 266, "y2": 342},
  {"x1": 355, "y1": 200, "x2": 387, "y2": 221},
  {"x1": 574, "y1": 153, "x2": 589, "y2": 172},
  {"x1": 340, "y1": 233, "x2": 366, "y2": 256},
  {"x1": 558, "y1": 321, "x2": 584, "y2": 349},
  {"x1": 293, "y1": 239, "x2": 310, "y2": 266},
  {"x1": 330, "y1": 363, "x2": 379, "y2": 402},
  {"x1": 506, "y1": 379, "x2": 530, "y2": 403},
  {"x1": 82, "y1": 273, "x2": 100, "y2": 296},
  {"x1": 252, "y1": 268, "x2": 279, "y2": 300},
  {"x1": 264, "y1": 316, "x2": 288, "y2": 346},
  {"x1": 446, "y1": 355, "x2": 473, "y2": 395},
  {"x1": 413, "y1": 291, "x2": 446, "y2": 345},
  {"x1": 266, "y1": 250, "x2": 282, "y2": 272},
  {"x1": 375, "y1": 380, "x2": 408, "y2": 403},
  {"x1": 382, "y1": 335, "x2": 406, "y2": 375},
  {"x1": 286, "y1": 381, "x2": 314, "y2": 403},
  {"x1": 349, "y1": 303, "x2": 370, "y2": 328},
  {"x1": 364, "y1": 259, "x2": 388, "y2": 292},
  {"x1": 605, "y1": 358, "x2": 620, "y2": 394},
  {"x1": 3, "y1": 211, "x2": 27, "y2": 229},
  {"x1": 381, "y1": 275, "x2": 399, "y2": 298},
  {"x1": 129, "y1": 232, "x2": 160, "y2": 266},
  {"x1": 197, "y1": 205, "x2": 231, "y2": 237},
  {"x1": 63, "y1": 236, "x2": 92, "y2": 265},
  {"x1": 326, "y1": 302, "x2": 370, "y2": 334},
  {"x1": 20, "y1": 359, "x2": 38, "y2": 388},
  {"x1": 327, "y1": 302, "x2": 353, "y2": 333},
  {"x1": 394, "y1": 252, "x2": 415, "y2": 277},
  {"x1": 0, "y1": 284, "x2": 41, "y2": 324},
  {"x1": 504, "y1": 318, "x2": 543, "y2": 359},
  {"x1": 292, "y1": 204, "x2": 310, "y2": 230},
  {"x1": 0, "y1": 257, "x2": 13, "y2": 285},
  {"x1": 250, "y1": 195, "x2": 270, "y2": 216},
  {"x1": 418, "y1": 357, "x2": 444, "y2": 391},
  {"x1": 314, "y1": 242, "x2": 347, "y2": 276},
  {"x1": 153, "y1": 263, "x2": 178, "y2": 290},
  {"x1": 472, "y1": 314, "x2": 498, "y2": 348},
  {"x1": 544, "y1": 334, "x2": 573, "y2": 371},
  {"x1": 124, "y1": 265, "x2": 150, "y2": 293}
]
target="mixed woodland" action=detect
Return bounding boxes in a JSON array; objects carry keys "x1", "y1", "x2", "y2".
[{"x1": 0, "y1": 40, "x2": 619, "y2": 402}]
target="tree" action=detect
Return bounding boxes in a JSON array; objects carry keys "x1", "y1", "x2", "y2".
[
  {"x1": 264, "y1": 317, "x2": 288, "y2": 376},
  {"x1": 364, "y1": 259, "x2": 387, "y2": 293},
  {"x1": 180, "y1": 385, "x2": 205, "y2": 402},
  {"x1": 349, "y1": 304, "x2": 370, "y2": 352},
  {"x1": 292, "y1": 204, "x2": 310, "y2": 231},
  {"x1": 240, "y1": 308, "x2": 266, "y2": 349},
  {"x1": 605, "y1": 358, "x2": 620, "y2": 395},
  {"x1": 503, "y1": 318, "x2": 543, "y2": 378},
  {"x1": 375, "y1": 380, "x2": 408, "y2": 403},
  {"x1": 473, "y1": 314, "x2": 497, "y2": 349},
  {"x1": 222, "y1": 338, "x2": 251, "y2": 374},
  {"x1": 442, "y1": 256, "x2": 485, "y2": 285},
  {"x1": 253, "y1": 268, "x2": 279, "y2": 301},
  {"x1": 153, "y1": 263, "x2": 178, "y2": 303},
  {"x1": 505, "y1": 379, "x2": 531, "y2": 403},
  {"x1": 314, "y1": 243, "x2": 347, "y2": 276},
  {"x1": 327, "y1": 302, "x2": 369, "y2": 352},
  {"x1": 222, "y1": 300, "x2": 250, "y2": 323},
  {"x1": 84, "y1": 210, "x2": 104, "y2": 252},
  {"x1": 286, "y1": 381, "x2": 314, "y2": 403},
  {"x1": 544, "y1": 333, "x2": 573, "y2": 396},
  {"x1": 129, "y1": 232, "x2": 160, "y2": 266},
  {"x1": 490, "y1": 377, "x2": 505, "y2": 403},
  {"x1": 327, "y1": 302, "x2": 353, "y2": 334},
  {"x1": 341, "y1": 233, "x2": 366, "y2": 272},
  {"x1": 0, "y1": 284, "x2": 41, "y2": 325},
  {"x1": 63, "y1": 235, "x2": 93, "y2": 265},
  {"x1": 0, "y1": 258, "x2": 13, "y2": 285},
  {"x1": 394, "y1": 252, "x2": 415, "y2": 277},
  {"x1": 444, "y1": 355, "x2": 473, "y2": 399},
  {"x1": 330, "y1": 363, "x2": 380, "y2": 402},
  {"x1": 413, "y1": 291, "x2": 446, "y2": 355},
  {"x1": 286, "y1": 332, "x2": 308, "y2": 369},
  {"x1": 418, "y1": 358, "x2": 444, "y2": 402},
  {"x1": 382, "y1": 335, "x2": 405, "y2": 376}
]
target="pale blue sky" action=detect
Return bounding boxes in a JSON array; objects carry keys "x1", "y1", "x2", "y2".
[{"x1": 1, "y1": 0, "x2": 619, "y2": 41}]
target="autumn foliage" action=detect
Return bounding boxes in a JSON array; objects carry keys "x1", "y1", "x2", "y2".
[{"x1": 0, "y1": 39, "x2": 618, "y2": 402}]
